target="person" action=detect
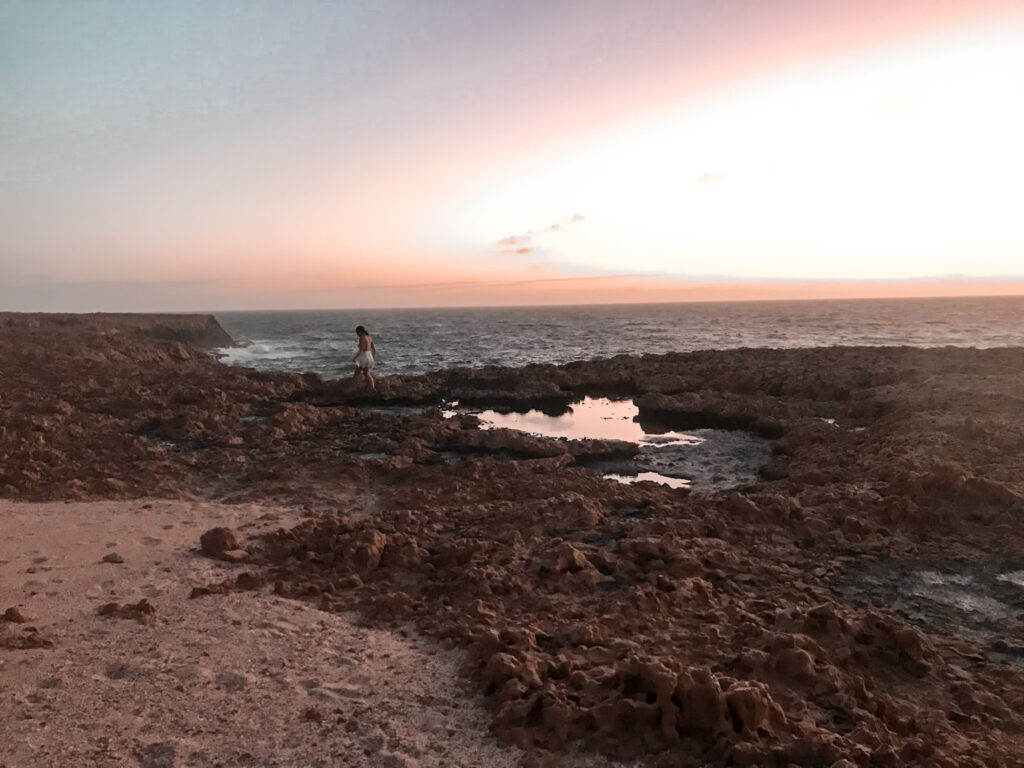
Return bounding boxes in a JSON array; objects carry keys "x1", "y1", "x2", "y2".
[{"x1": 353, "y1": 325, "x2": 376, "y2": 390}]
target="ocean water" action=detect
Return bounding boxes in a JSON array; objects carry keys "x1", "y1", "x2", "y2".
[{"x1": 216, "y1": 295, "x2": 1024, "y2": 378}]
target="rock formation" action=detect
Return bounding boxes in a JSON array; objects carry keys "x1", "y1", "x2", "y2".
[
  {"x1": 3, "y1": 318, "x2": 1024, "y2": 766},
  {"x1": 0, "y1": 311, "x2": 235, "y2": 348}
]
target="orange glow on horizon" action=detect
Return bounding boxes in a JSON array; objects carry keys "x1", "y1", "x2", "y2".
[{"x1": 208, "y1": 269, "x2": 1024, "y2": 310}]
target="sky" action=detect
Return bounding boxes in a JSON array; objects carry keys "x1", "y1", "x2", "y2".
[{"x1": 2, "y1": 0, "x2": 1023, "y2": 311}]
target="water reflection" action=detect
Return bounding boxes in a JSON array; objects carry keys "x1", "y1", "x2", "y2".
[
  {"x1": 474, "y1": 397, "x2": 700, "y2": 446},
  {"x1": 453, "y1": 396, "x2": 771, "y2": 492},
  {"x1": 468, "y1": 397, "x2": 697, "y2": 490},
  {"x1": 604, "y1": 472, "x2": 691, "y2": 489}
]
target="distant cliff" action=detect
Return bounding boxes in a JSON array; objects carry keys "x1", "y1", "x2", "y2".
[{"x1": 0, "y1": 312, "x2": 235, "y2": 348}]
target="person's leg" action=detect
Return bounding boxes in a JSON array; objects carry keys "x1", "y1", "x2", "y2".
[{"x1": 354, "y1": 366, "x2": 373, "y2": 388}]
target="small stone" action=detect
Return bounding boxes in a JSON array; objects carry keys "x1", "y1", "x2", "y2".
[
  {"x1": 301, "y1": 706, "x2": 324, "y2": 722},
  {"x1": 215, "y1": 671, "x2": 248, "y2": 692},
  {"x1": 3, "y1": 607, "x2": 28, "y2": 623},
  {"x1": 378, "y1": 754, "x2": 413, "y2": 768},
  {"x1": 132, "y1": 598, "x2": 156, "y2": 615},
  {"x1": 0, "y1": 629, "x2": 53, "y2": 649},
  {"x1": 235, "y1": 572, "x2": 263, "y2": 590},
  {"x1": 200, "y1": 527, "x2": 238, "y2": 559},
  {"x1": 136, "y1": 741, "x2": 175, "y2": 768},
  {"x1": 101, "y1": 552, "x2": 124, "y2": 564},
  {"x1": 105, "y1": 662, "x2": 140, "y2": 680},
  {"x1": 96, "y1": 599, "x2": 154, "y2": 624}
]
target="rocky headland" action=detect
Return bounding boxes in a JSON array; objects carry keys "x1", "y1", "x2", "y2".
[
  {"x1": 2, "y1": 315, "x2": 1024, "y2": 767},
  {"x1": 0, "y1": 311, "x2": 235, "y2": 349}
]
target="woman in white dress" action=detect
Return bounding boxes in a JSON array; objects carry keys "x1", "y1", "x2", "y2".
[{"x1": 353, "y1": 325, "x2": 376, "y2": 390}]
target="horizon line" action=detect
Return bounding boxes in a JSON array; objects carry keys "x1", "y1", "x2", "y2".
[{"x1": 203, "y1": 289, "x2": 1024, "y2": 315}]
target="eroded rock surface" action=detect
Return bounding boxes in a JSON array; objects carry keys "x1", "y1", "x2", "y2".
[
  {"x1": 3, "y1": 321, "x2": 1024, "y2": 766},
  {"x1": 0, "y1": 311, "x2": 235, "y2": 348}
]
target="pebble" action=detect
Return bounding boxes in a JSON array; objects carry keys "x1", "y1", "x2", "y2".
[{"x1": 3, "y1": 607, "x2": 28, "y2": 623}]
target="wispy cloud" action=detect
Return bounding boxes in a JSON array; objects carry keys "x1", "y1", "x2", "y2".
[
  {"x1": 495, "y1": 214, "x2": 586, "y2": 256},
  {"x1": 697, "y1": 172, "x2": 727, "y2": 185}
]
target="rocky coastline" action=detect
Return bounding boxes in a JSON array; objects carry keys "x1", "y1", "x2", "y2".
[
  {"x1": 0, "y1": 311, "x2": 235, "y2": 349},
  {"x1": 2, "y1": 315, "x2": 1024, "y2": 767}
]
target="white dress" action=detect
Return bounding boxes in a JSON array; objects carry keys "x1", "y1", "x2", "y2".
[{"x1": 354, "y1": 348, "x2": 374, "y2": 369}]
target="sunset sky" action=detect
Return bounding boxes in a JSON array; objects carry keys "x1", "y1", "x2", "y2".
[{"x1": 2, "y1": 0, "x2": 1023, "y2": 310}]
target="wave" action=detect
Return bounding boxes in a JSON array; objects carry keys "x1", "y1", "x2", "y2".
[{"x1": 214, "y1": 296, "x2": 1024, "y2": 378}]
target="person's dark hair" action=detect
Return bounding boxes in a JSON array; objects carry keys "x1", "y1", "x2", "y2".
[{"x1": 355, "y1": 325, "x2": 367, "y2": 335}]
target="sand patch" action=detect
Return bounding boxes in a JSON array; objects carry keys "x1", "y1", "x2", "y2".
[{"x1": 0, "y1": 500, "x2": 526, "y2": 768}]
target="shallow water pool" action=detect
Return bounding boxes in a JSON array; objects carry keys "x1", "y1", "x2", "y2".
[
  {"x1": 472, "y1": 397, "x2": 700, "y2": 447},
  {"x1": 604, "y1": 472, "x2": 691, "y2": 490},
  {"x1": 463, "y1": 397, "x2": 772, "y2": 492}
]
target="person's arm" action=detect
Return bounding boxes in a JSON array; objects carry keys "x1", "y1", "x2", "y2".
[{"x1": 371, "y1": 340, "x2": 377, "y2": 355}]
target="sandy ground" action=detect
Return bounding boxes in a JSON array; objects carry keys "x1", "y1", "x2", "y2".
[{"x1": 0, "y1": 500, "x2": 530, "y2": 768}]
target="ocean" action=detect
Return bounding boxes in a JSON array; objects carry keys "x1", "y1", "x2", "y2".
[{"x1": 216, "y1": 295, "x2": 1024, "y2": 379}]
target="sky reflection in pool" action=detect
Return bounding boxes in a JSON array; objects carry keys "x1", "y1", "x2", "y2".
[
  {"x1": 604, "y1": 472, "x2": 691, "y2": 489},
  {"x1": 468, "y1": 397, "x2": 696, "y2": 490},
  {"x1": 473, "y1": 397, "x2": 700, "y2": 446}
]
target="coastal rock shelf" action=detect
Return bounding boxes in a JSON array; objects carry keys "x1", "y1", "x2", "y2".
[
  {"x1": 0, "y1": 311, "x2": 235, "y2": 348},
  {"x1": 3, "y1": 321, "x2": 1024, "y2": 767}
]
